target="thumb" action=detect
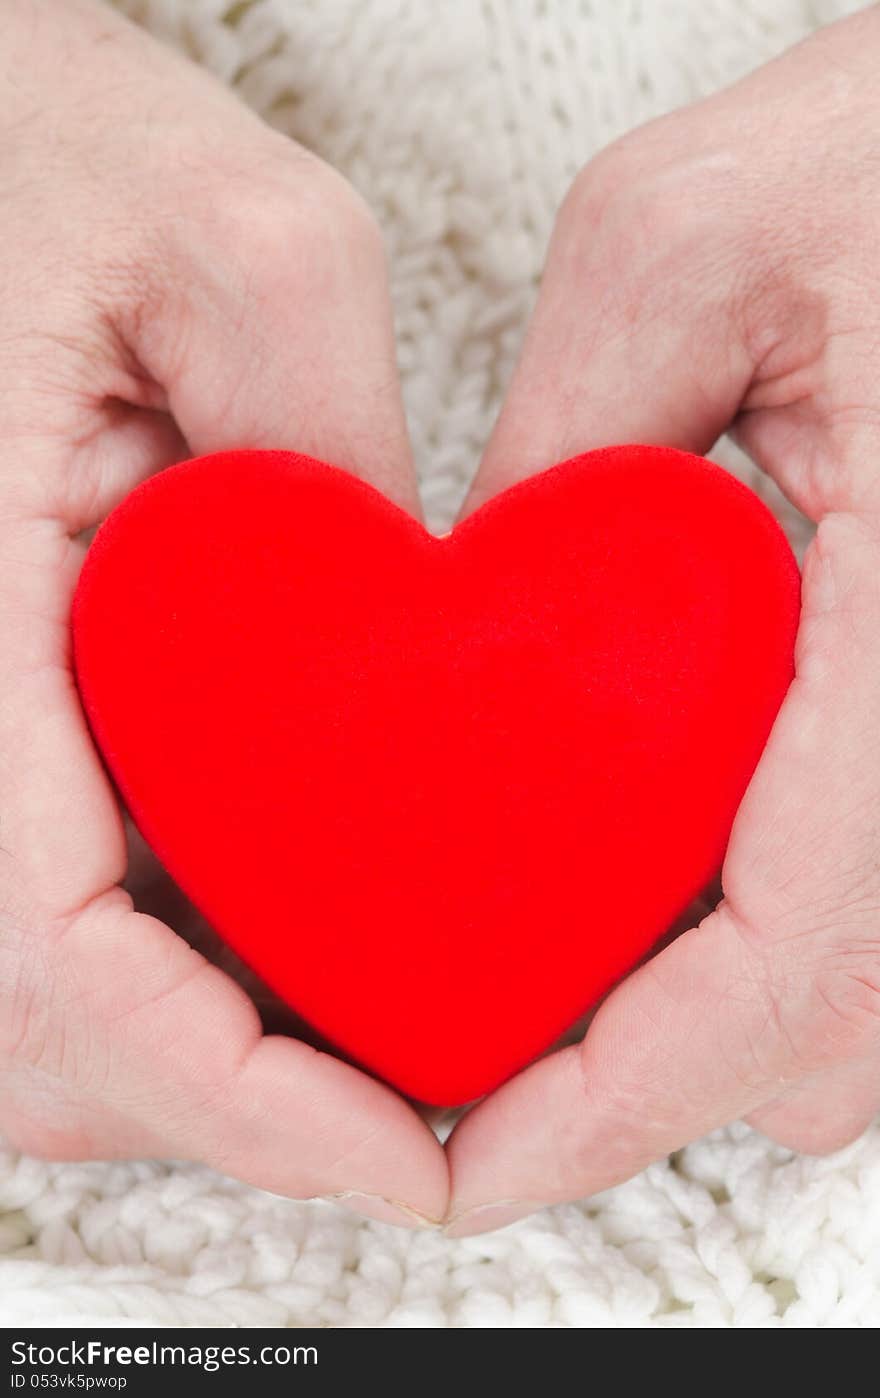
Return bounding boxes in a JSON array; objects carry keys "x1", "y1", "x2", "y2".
[
  {"x1": 23, "y1": 893, "x2": 449, "y2": 1226},
  {"x1": 134, "y1": 155, "x2": 418, "y2": 516},
  {"x1": 465, "y1": 129, "x2": 754, "y2": 514},
  {"x1": 445, "y1": 902, "x2": 784, "y2": 1235}
]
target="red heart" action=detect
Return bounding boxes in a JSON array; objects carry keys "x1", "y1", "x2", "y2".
[{"x1": 72, "y1": 446, "x2": 800, "y2": 1106}]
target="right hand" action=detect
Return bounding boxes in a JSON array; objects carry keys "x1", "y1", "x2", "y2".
[{"x1": 447, "y1": 4, "x2": 880, "y2": 1235}]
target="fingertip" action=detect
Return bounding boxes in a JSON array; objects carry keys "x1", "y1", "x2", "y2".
[
  {"x1": 446, "y1": 1044, "x2": 590, "y2": 1217},
  {"x1": 443, "y1": 1199, "x2": 545, "y2": 1238},
  {"x1": 209, "y1": 1036, "x2": 450, "y2": 1221}
]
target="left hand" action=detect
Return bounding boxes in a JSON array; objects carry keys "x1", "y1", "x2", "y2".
[
  {"x1": 0, "y1": 0, "x2": 444, "y2": 1229},
  {"x1": 445, "y1": 8, "x2": 880, "y2": 1236}
]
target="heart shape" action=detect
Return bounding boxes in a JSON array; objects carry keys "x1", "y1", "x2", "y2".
[{"x1": 72, "y1": 445, "x2": 800, "y2": 1105}]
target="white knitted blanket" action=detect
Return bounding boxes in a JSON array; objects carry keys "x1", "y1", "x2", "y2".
[{"x1": 3, "y1": 0, "x2": 877, "y2": 1329}]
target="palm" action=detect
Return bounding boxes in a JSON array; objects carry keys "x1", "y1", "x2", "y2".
[{"x1": 0, "y1": 0, "x2": 447, "y2": 1228}]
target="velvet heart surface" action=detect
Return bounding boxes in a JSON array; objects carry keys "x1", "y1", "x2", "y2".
[{"x1": 72, "y1": 446, "x2": 801, "y2": 1106}]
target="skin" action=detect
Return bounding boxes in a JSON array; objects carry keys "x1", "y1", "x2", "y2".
[
  {"x1": 3, "y1": 0, "x2": 880, "y2": 1240},
  {"x1": 0, "y1": 0, "x2": 445, "y2": 1229},
  {"x1": 446, "y1": 6, "x2": 880, "y2": 1234}
]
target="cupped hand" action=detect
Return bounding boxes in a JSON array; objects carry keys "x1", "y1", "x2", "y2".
[
  {"x1": 447, "y1": 6, "x2": 880, "y2": 1236},
  {"x1": 0, "y1": 0, "x2": 446, "y2": 1228}
]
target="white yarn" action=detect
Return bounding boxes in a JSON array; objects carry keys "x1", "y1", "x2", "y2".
[{"x1": 2, "y1": 0, "x2": 875, "y2": 1328}]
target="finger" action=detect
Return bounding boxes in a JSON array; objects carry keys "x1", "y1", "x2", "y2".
[
  {"x1": 445, "y1": 905, "x2": 781, "y2": 1236},
  {"x1": 5, "y1": 892, "x2": 446, "y2": 1226},
  {"x1": 1, "y1": 501, "x2": 444, "y2": 1219},
  {"x1": 446, "y1": 513, "x2": 880, "y2": 1235},
  {"x1": 0, "y1": 405, "x2": 191, "y2": 912},
  {"x1": 445, "y1": 903, "x2": 879, "y2": 1233},
  {"x1": 463, "y1": 130, "x2": 754, "y2": 515},
  {"x1": 2, "y1": 415, "x2": 445, "y2": 1224},
  {"x1": 130, "y1": 157, "x2": 419, "y2": 516},
  {"x1": 737, "y1": 519, "x2": 880, "y2": 1164},
  {"x1": 64, "y1": 407, "x2": 190, "y2": 531}
]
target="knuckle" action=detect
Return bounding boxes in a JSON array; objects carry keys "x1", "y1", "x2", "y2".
[
  {"x1": 805, "y1": 513, "x2": 880, "y2": 615},
  {"x1": 304, "y1": 165, "x2": 383, "y2": 251},
  {"x1": 202, "y1": 148, "x2": 383, "y2": 293},
  {"x1": 562, "y1": 116, "x2": 697, "y2": 245},
  {"x1": 558, "y1": 141, "x2": 704, "y2": 322},
  {"x1": 583, "y1": 1075, "x2": 667, "y2": 1143},
  {"x1": 560, "y1": 116, "x2": 757, "y2": 326},
  {"x1": 564, "y1": 1059, "x2": 677, "y2": 1195},
  {"x1": 575, "y1": 1032, "x2": 676, "y2": 1146},
  {"x1": 562, "y1": 139, "x2": 657, "y2": 248}
]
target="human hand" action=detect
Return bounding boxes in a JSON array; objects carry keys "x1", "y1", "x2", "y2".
[
  {"x1": 0, "y1": 0, "x2": 446, "y2": 1228},
  {"x1": 446, "y1": 6, "x2": 880, "y2": 1236}
]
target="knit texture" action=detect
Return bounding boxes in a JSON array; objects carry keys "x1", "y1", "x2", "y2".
[{"x1": 2, "y1": 0, "x2": 876, "y2": 1328}]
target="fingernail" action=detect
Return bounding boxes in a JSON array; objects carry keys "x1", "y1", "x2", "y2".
[
  {"x1": 327, "y1": 1191, "x2": 441, "y2": 1229},
  {"x1": 444, "y1": 1200, "x2": 543, "y2": 1238}
]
